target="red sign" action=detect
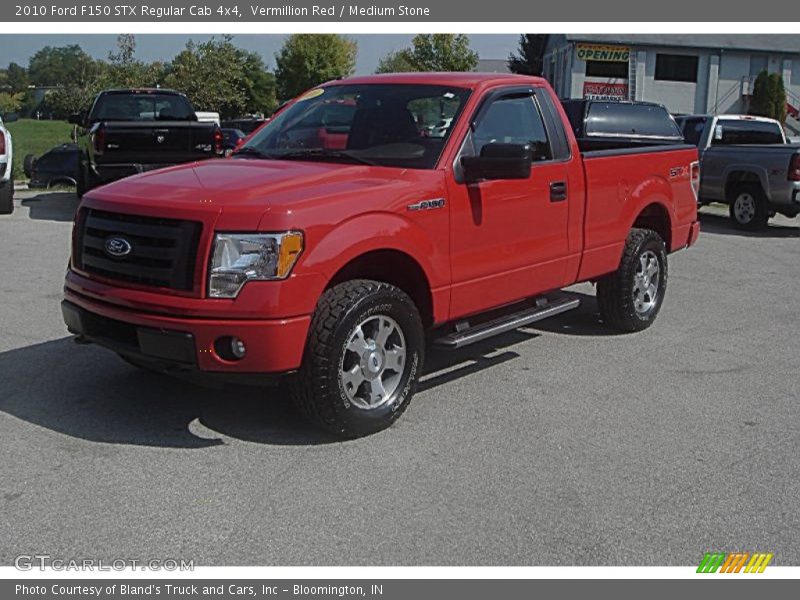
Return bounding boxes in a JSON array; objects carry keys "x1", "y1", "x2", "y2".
[{"x1": 583, "y1": 82, "x2": 629, "y2": 101}]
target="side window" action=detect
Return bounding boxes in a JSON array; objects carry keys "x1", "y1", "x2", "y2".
[{"x1": 470, "y1": 95, "x2": 552, "y2": 161}]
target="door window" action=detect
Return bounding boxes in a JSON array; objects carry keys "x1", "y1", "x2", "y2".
[{"x1": 465, "y1": 95, "x2": 552, "y2": 162}]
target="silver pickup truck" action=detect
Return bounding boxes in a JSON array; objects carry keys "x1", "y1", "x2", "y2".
[{"x1": 676, "y1": 114, "x2": 800, "y2": 229}]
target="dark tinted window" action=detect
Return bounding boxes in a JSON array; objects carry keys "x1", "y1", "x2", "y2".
[
  {"x1": 243, "y1": 84, "x2": 471, "y2": 169},
  {"x1": 678, "y1": 117, "x2": 708, "y2": 146},
  {"x1": 91, "y1": 93, "x2": 195, "y2": 121},
  {"x1": 585, "y1": 102, "x2": 682, "y2": 139},
  {"x1": 655, "y1": 54, "x2": 698, "y2": 83},
  {"x1": 711, "y1": 120, "x2": 785, "y2": 145},
  {"x1": 585, "y1": 60, "x2": 629, "y2": 78},
  {"x1": 469, "y1": 95, "x2": 552, "y2": 161}
]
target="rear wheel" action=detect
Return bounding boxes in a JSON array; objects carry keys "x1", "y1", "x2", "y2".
[
  {"x1": 0, "y1": 172, "x2": 15, "y2": 215},
  {"x1": 728, "y1": 184, "x2": 768, "y2": 230},
  {"x1": 76, "y1": 160, "x2": 95, "y2": 199},
  {"x1": 597, "y1": 228, "x2": 668, "y2": 333},
  {"x1": 290, "y1": 279, "x2": 425, "y2": 438}
]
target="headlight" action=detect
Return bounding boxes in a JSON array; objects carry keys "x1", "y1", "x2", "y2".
[{"x1": 208, "y1": 231, "x2": 303, "y2": 298}]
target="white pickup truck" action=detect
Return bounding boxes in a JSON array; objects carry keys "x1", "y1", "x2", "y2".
[
  {"x1": 676, "y1": 114, "x2": 800, "y2": 229},
  {"x1": 0, "y1": 115, "x2": 14, "y2": 214}
]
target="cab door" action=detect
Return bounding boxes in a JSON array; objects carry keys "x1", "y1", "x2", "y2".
[{"x1": 446, "y1": 88, "x2": 573, "y2": 318}]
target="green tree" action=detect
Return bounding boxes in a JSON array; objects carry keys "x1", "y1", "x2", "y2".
[
  {"x1": 98, "y1": 34, "x2": 166, "y2": 89},
  {"x1": 375, "y1": 50, "x2": 418, "y2": 74},
  {"x1": 274, "y1": 34, "x2": 357, "y2": 101},
  {"x1": 0, "y1": 92, "x2": 24, "y2": 114},
  {"x1": 508, "y1": 34, "x2": 549, "y2": 76},
  {"x1": 750, "y1": 70, "x2": 788, "y2": 124},
  {"x1": 42, "y1": 85, "x2": 98, "y2": 119},
  {"x1": 164, "y1": 36, "x2": 275, "y2": 118},
  {"x1": 5, "y1": 63, "x2": 30, "y2": 93},
  {"x1": 28, "y1": 44, "x2": 100, "y2": 87},
  {"x1": 376, "y1": 35, "x2": 478, "y2": 73}
]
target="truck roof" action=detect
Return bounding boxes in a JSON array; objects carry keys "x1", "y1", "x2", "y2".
[
  {"x1": 679, "y1": 113, "x2": 781, "y2": 124},
  {"x1": 323, "y1": 72, "x2": 546, "y2": 89},
  {"x1": 99, "y1": 88, "x2": 185, "y2": 96}
]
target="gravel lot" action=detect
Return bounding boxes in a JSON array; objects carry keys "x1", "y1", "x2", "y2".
[{"x1": 1, "y1": 188, "x2": 798, "y2": 566}]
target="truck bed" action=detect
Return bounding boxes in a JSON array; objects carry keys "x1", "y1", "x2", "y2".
[{"x1": 577, "y1": 144, "x2": 699, "y2": 281}]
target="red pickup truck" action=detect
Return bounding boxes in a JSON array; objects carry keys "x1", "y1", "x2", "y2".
[{"x1": 62, "y1": 73, "x2": 700, "y2": 437}]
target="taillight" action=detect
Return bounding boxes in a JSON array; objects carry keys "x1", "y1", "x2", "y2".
[
  {"x1": 0, "y1": 131, "x2": 5, "y2": 155},
  {"x1": 789, "y1": 154, "x2": 800, "y2": 182},
  {"x1": 691, "y1": 161, "x2": 701, "y2": 199},
  {"x1": 93, "y1": 127, "x2": 105, "y2": 155},
  {"x1": 213, "y1": 128, "x2": 223, "y2": 155}
]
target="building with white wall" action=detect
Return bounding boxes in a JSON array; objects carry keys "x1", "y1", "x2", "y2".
[{"x1": 543, "y1": 35, "x2": 800, "y2": 133}]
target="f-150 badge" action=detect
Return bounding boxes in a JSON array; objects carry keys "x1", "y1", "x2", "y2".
[{"x1": 407, "y1": 198, "x2": 445, "y2": 211}]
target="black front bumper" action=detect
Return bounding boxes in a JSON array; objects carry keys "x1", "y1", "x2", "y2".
[
  {"x1": 62, "y1": 300, "x2": 196, "y2": 366},
  {"x1": 61, "y1": 300, "x2": 286, "y2": 386}
]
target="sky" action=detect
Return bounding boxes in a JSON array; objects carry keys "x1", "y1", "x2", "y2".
[{"x1": 2, "y1": 34, "x2": 521, "y2": 74}]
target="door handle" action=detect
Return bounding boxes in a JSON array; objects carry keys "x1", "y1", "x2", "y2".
[{"x1": 550, "y1": 181, "x2": 568, "y2": 202}]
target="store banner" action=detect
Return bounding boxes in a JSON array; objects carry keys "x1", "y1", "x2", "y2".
[
  {"x1": 583, "y1": 81, "x2": 630, "y2": 100},
  {"x1": 576, "y1": 44, "x2": 631, "y2": 62}
]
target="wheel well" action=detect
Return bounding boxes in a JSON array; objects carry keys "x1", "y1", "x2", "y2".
[
  {"x1": 328, "y1": 250, "x2": 434, "y2": 328},
  {"x1": 632, "y1": 203, "x2": 671, "y2": 249},
  {"x1": 725, "y1": 171, "x2": 763, "y2": 197}
]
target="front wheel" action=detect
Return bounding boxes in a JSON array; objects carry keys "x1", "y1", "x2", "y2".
[
  {"x1": 597, "y1": 228, "x2": 668, "y2": 333},
  {"x1": 290, "y1": 279, "x2": 425, "y2": 438}
]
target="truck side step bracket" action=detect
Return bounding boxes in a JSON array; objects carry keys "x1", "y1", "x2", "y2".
[{"x1": 434, "y1": 296, "x2": 580, "y2": 349}]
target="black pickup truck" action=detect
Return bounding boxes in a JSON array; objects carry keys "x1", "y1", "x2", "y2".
[{"x1": 70, "y1": 89, "x2": 223, "y2": 197}]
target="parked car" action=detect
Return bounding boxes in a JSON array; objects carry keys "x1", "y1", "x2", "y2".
[
  {"x1": 69, "y1": 88, "x2": 224, "y2": 198},
  {"x1": 220, "y1": 128, "x2": 247, "y2": 155},
  {"x1": 0, "y1": 114, "x2": 15, "y2": 214},
  {"x1": 675, "y1": 114, "x2": 800, "y2": 229},
  {"x1": 221, "y1": 118, "x2": 268, "y2": 135},
  {"x1": 62, "y1": 73, "x2": 700, "y2": 438},
  {"x1": 28, "y1": 143, "x2": 79, "y2": 189},
  {"x1": 561, "y1": 99, "x2": 685, "y2": 151}
]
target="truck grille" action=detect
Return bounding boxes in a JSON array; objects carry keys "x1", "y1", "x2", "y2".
[{"x1": 75, "y1": 208, "x2": 202, "y2": 292}]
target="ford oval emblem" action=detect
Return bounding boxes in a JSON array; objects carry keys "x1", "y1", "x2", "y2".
[{"x1": 104, "y1": 236, "x2": 133, "y2": 258}]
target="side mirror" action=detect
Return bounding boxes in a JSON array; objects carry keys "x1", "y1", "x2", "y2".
[
  {"x1": 68, "y1": 111, "x2": 86, "y2": 126},
  {"x1": 461, "y1": 143, "x2": 532, "y2": 182}
]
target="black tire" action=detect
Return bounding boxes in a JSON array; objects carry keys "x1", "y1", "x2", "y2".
[
  {"x1": 597, "y1": 228, "x2": 668, "y2": 333},
  {"x1": 76, "y1": 159, "x2": 94, "y2": 199},
  {"x1": 0, "y1": 172, "x2": 14, "y2": 215},
  {"x1": 23, "y1": 154, "x2": 36, "y2": 178},
  {"x1": 728, "y1": 183, "x2": 769, "y2": 230},
  {"x1": 290, "y1": 279, "x2": 425, "y2": 438}
]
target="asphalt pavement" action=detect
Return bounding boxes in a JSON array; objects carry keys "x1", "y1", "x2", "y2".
[{"x1": 1, "y1": 188, "x2": 798, "y2": 566}]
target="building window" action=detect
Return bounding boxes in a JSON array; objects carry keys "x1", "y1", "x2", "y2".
[
  {"x1": 585, "y1": 60, "x2": 629, "y2": 79},
  {"x1": 654, "y1": 54, "x2": 698, "y2": 83}
]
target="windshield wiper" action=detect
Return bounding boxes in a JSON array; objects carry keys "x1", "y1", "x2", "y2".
[
  {"x1": 276, "y1": 148, "x2": 377, "y2": 166},
  {"x1": 232, "y1": 146, "x2": 276, "y2": 160}
]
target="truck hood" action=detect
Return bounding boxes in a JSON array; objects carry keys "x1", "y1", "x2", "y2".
[{"x1": 84, "y1": 158, "x2": 405, "y2": 210}]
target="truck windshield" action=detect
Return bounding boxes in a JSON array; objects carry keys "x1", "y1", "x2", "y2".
[
  {"x1": 239, "y1": 84, "x2": 471, "y2": 169},
  {"x1": 91, "y1": 93, "x2": 196, "y2": 121},
  {"x1": 711, "y1": 120, "x2": 785, "y2": 145}
]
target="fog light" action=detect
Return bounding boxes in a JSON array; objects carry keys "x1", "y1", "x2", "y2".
[
  {"x1": 214, "y1": 336, "x2": 246, "y2": 361},
  {"x1": 230, "y1": 337, "x2": 246, "y2": 359}
]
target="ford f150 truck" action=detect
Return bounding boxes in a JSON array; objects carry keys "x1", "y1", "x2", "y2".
[
  {"x1": 676, "y1": 114, "x2": 800, "y2": 229},
  {"x1": 0, "y1": 114, "x2": 14, "y2": 214},
  {"x1": 70, "y1": 88, "x2": 224, "y2": 198},
  {"x1": 62, "y1": 73, "x2": 700, "y2": 437}
]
